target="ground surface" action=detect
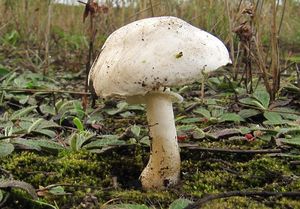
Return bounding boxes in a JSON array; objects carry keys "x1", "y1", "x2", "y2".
[{"x1": 0, "y1": 68, "x2": 300, "y2": 208}]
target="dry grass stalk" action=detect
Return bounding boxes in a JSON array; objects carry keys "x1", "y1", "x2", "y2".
[{"x1": 44, "y1": 0, "x2": 52, "y2": 76}]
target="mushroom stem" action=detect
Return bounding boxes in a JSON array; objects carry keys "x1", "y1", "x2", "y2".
[{"x1": 140, "y1": 92, "x2": 181, "y2": 190}]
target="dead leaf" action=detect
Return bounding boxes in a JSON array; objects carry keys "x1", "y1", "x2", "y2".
[
  {"x1": 82, "y1": 0, "x2": 109, "y2": 22},
  {"x1": 212, "y1": 128, "x2": 241, "y2": 139}
]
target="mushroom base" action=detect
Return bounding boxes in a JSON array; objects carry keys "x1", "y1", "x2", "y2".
[{"x1": 140, "y1": 92, "x2": 181, "y2": 190}]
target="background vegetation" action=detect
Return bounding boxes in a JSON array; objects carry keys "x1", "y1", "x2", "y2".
[{"x1": 0, "y1": 0, "x2": 300, "y2": 208}]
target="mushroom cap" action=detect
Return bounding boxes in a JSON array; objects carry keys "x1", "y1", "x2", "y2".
[{"x1": 89, "y1": 16, "x2": 231, "y2": 98}]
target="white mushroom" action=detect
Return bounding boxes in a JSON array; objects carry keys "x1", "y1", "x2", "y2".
[{"x1": 89, "y1": 16, "x2": 231, "y2": 190}]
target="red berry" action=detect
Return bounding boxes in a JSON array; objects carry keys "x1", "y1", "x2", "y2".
[
  {"x1": 245, "y1": 133, "x2": 254, "y2": 141},
  {"x1": 177, "y1": 135, "x2": 188, "y2": 142},
  {"x1": 202, "y1": 118, "x2": 209, "y2": 123}
]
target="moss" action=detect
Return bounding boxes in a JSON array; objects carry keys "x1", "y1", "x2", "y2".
[
  {"x1": 4, "y1": 189, "x2": 50, "y2": 209},
  {"x1": 1, "y1": 144, "x2": 299, "y2": 208},
  {"x1": 199, "y1": 196, "x2": 300, "y2": 209},
  {"x1": 201, "y1": 197, "x2": 272, "y2": 209},
  {"x1": 106, "y1": 190, "x2": 175, "y2": 208},
  {"x1": 181, "y1": 156, "x2": 298, "y2": 199}
]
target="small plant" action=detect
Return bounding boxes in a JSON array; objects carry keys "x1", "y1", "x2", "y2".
[
  {"x1": 238, "y1": 88, "x2": 299, "y2": 125},
  {"x1": 105, "y1": 198, "x2": 192, "y2": 209},
  {"x1": 0, "y1": 30, "x2": 20, "y2": 46},
  {"x1": 193, "y1": 106, "x2": 244, "y2": 123},
  {"x1": 102, "y1": 101, "x2": 144, "y2": 117}
]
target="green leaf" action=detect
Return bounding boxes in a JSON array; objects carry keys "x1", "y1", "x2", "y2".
[
  {"x1": 177, "y1": 125, "x2": 205, "y2": 139},
  {"x1": 33, "y1": 129, "x2": 57, "y2": 138},
  {"x1": 33, "y1": 200, "x2": 59, "y2": 209},
  {"x1": 73, "y1": 117, "x2": 84, "y2": 132},
  {"x1": 73, "y1": 100, "x2": 85, "y2": 119},
  {"x1": 86, "y1": 113, "x2": 104, "y2": 124},
  {"x1": 0, "y1": 189, "x2": 3, "y2": 202},
  {"x1": 10, "y1": 106, "x2": 37, "y2": 120},
  {"x1": 263, "y1": 112, "x2": 283, "y2": 123},
  {"x1": 278, "y1": 127, "x2": 300, "y2": 135},
  {"x1": 106, "y1": 204, "x2": 149, "y2": 209},
  {"x1": 28, "y1": 118, "x2": 44, "y2": 133},
  {"x1": 193, "y1": 107, "x2": 211, "y2": 118},
  {"x1": 19, "y1": 121, "x2": 31, "y2": 130},
  {"x1": 206, "y1": 99, "x2": 218, "y2": 105},
  {"x1": 127, "y1": 104, "x2": 144, "y2": 111},
  {"x1": 239, "y1": 127, "x2": 251, "y2": 135},
  {"x1": 2, "y1": 72, "x2": 17, "y2": 87},
  {"x1": 169, "y1": 198, "x2": 193, "y2": 209},
  {"x1": 57, "y1": 100, "x2": 75, "y2": 114},
  {"x1": 48, "y1": 186, "x2": 68, "y2": 195},
  {"x1": 140, "y1": 136, "x2": 150, "y2": 146},
  {"x1": 69, "y1": 132, "x2": 94, "y2": 151},
  {"x1": 219, "y1": 113, "x2": 245, "y2": 122},
  {"x1": 239, "y1": 109, "x2": 261, "y2": 119},
  {"x1": 240, "y1": 96, "x2": 266, "y2": 110},
  {"x1": 286, "y1": 55, "x2": 300, "y2": 63},
  {"x1": 131, "y1": 125, "x2": 141, "y2": 137},
  {"x1": 192, "y1": 127, "x2": 205, "y2": 139},
  {"x1": 211, "y1": 108, "x2": 224, "y2": 118},
  {"x1": 120, "y1": 111, "x2": 135, "y2": 118},
  {"x1": 272, "y1": 107, "x2": 300, "y2": 120},
  {"x1": 281, "y1": 136, "x2": 300, "y2": 146},
  {"x1": 37, "y1": 120, "x2": 60, "y2": 129},
  {"x1": 0, "y1": 180, "x2": 37, "y2": 199},
  {"x1": 34, "y1": 139, "x2": 64, "y2": 151},
  {"x1": 12, "y1": 138, "x2": 42, "y2": 151},
  {"x1": 55, "y1": 100, "x2": 64, "y2": 112},
  {"x1": 0, "y1": 142, "x2": 14, "y2": 157},
  {"x1": 40, "y1": 104, "x2": 56, "y2": 115},
  {"x1": 105, "y1": 102, "x2": 128, "y2": 115},
  {"x1": 83, "y1": 136, "x2": 126, "y2": 149},
  {"x1": 178, "y1": 85, "x2": 190, "y2": 93},
  {"x1": 12, "y1": 139, "x2": 64, "y2": 152},
  {"x1": 253, "y1": 89, "x2": 270, "y2": 109},
  {"x1": 177, "y1": 125, "x2": 197, "y2": 132},
  {"x1": 69, "y1": 134, "x2": 78, "y2": 151},
  {"x1": 18, "y1": 95, "x2": 30, "y2": 105},
  {"x1": 179, "y1": 117, "x2": 202, "y2": 124},
  {"x1": 0, "y1": 65, "x2": 10, "y2": 77},
  {"x1": 239, "y1": 97, "x2": 259, "y2": 107},
  {"x1": 18, "y1": 119, "x2": 58, "y2": 137}
]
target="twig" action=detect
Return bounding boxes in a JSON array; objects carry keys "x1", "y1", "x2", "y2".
[
  {"x1": 180, "y1": 144, "x2": 282, "y2": 154},
  {"x1": 100, "y1": 198, "x2": 121, "y2": 209},
  {"x1": 184, "y1": 103, "x2": 200, "y2": 112},
  {"x1": 184, "y1": 190, "x2": 300, "y2": 209},
  {"x1": 0, "y1": 168, "x2": 13, "y2": 179},
  {"x1": 52, "y1": 92, "x2": 58, "y2": 115},
  {"x1": 44, "y1": 0, "x2": 52, "y2": 75},
  {"x1": 270, "y1": 0, "x2": 280, "y2": 102},
  {"x1": 36, "y1": 183, "x2": 113, "y2": 192},
  {"x1": 149, "y1": 0, "x2": 154, "y2": 17},
  {"x1": 280, "y1": 62, "x2": 297, "y2": 74},
  {"x1": 0, "y1": 180, "x2": 37, "y2": 199},
  {"x1": 0, "y1": 168, "x2": 13, "y2": 207},
  {"x1": 0, "y1": 20, "x2": 13, "y2": 32},
  {"x1": 290, "y1": 161, "x2": 300, "y2": 165},
  {"x1": 277, "y1": 0, "x2": 287, "y2": 35},
  {"x1": 296, "y1": 63, "x2": 300, "y2": 88},
  {"x1": 128, "y1": 2, "x2": 160, "y2": 20},
  {"x1": 0, "y1": 88, "x2": 91, "y2": 95},
  {"x1": 224, "y1": 0, "x2": 236, "y2": 79},
  {"x1": 0, "y1": 135, "x2": 23, "y2": 140},
  {"x1": 0, "y1": 192, "x2": 10, "y2": 208},
  {"x1": 78, "y1": 0, "x2": 86, "y2": 5}
]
